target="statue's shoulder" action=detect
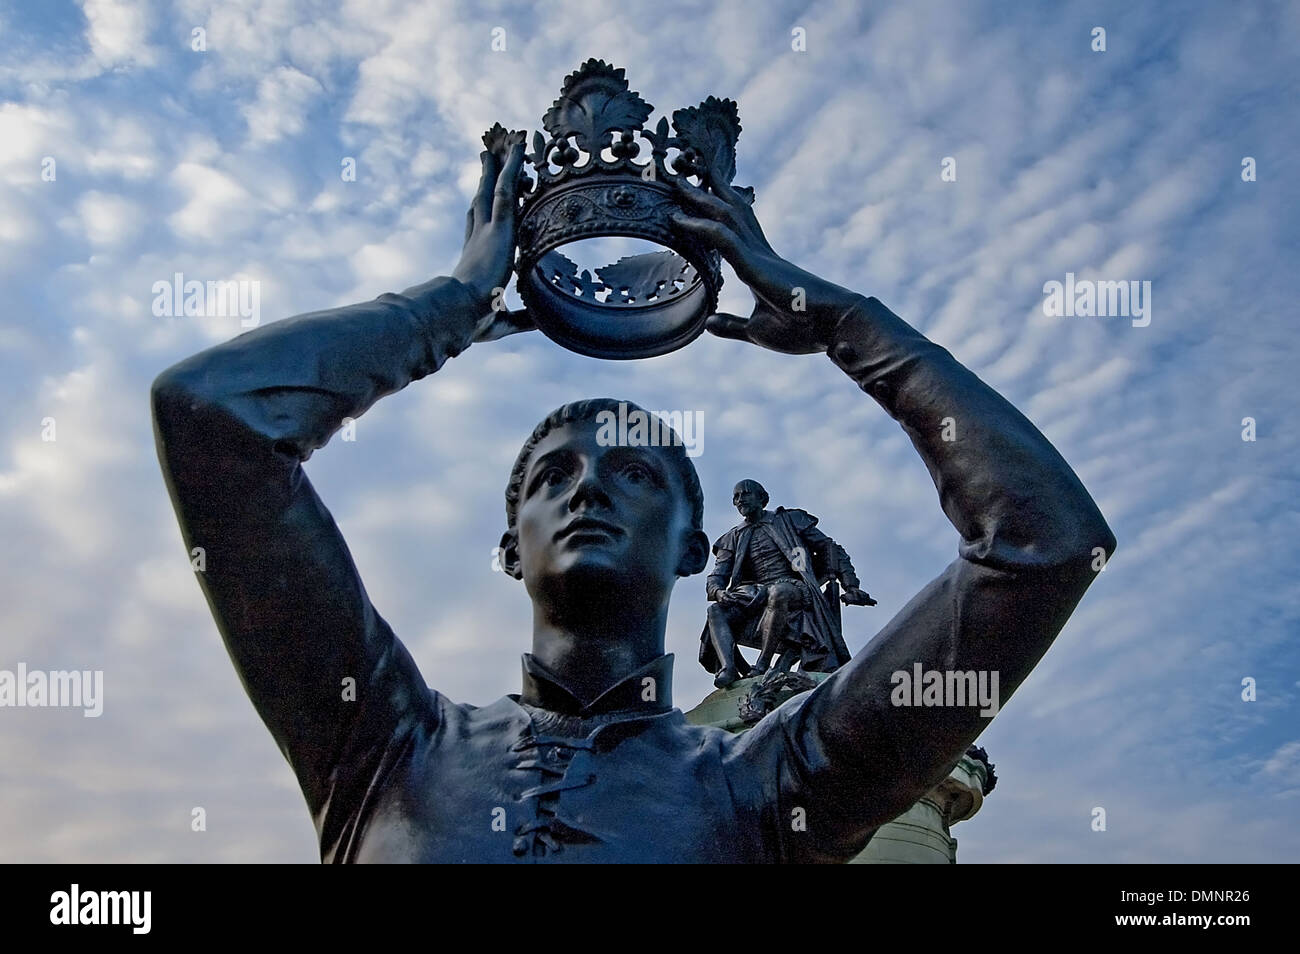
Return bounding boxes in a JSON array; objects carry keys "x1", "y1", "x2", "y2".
[
  {"x1": 644, "y1": 709, "x2": 736, "y2": 753},
  {"x1": 712, "y1": 524, "x2": 744, "y2": 551},
  {"x1": 775, "y1": 506, "x2": 818, "y2": 529},
  {"x1": 457, "y1": 695, "x2": 534, "y2": 735}
]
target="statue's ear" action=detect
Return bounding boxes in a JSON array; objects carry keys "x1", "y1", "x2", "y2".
[
  {"x1": 498, "y1": 529, "x2": 523, "y2": 580},
  {"x1": 677, "y1": 529, "x2": 711, "y2": 577}
]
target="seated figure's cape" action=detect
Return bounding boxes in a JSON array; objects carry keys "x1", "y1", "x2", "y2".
[{"x1": 698, "y1": 507, "x2": 852, "y2": 675}]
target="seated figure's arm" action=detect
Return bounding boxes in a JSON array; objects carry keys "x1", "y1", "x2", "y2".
[
  {"x1": 790, "y1": 513, "x2": 863, "y2": 590},
  {"x1": 706, "y1": 538, "x2": 734, "y2": 602},
  {"x1": 831, "y1": 542, "x2": 861, "y2": 590}
]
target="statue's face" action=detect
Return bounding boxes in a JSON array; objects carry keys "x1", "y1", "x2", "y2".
[
  {"x1": 513, "y1": 419, "x2": 696, "y2": 606},
  {"x1": 733, "y1": 482, "x2": 764, "y2": 519}
]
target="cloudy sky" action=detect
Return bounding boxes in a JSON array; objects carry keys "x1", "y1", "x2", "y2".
[{"x1": 1, "y1": 0, "x2": 1297, "y2": 863}]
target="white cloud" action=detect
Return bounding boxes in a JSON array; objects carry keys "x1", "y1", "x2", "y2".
[
  {"x1": 166, "y1": 162, "x2": 259, "y2": 239},
  {"x1": 74, "y1": 191, "x2": 143, "y2": 246},
  {"x1": 0, "y1": 103, "x2": 76, "y2": 184},
  {"x1": 80, "y1": 0, "x2": 158, "y2": 68},
  {"x1": 243, "y1": 65, "x2": 324, "y2": 144}
]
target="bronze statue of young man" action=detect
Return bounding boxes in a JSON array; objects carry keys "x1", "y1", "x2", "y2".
[
  {"x1": 152, "y1": 135, "x2": 1115, "y2": 863},
  {"x1": 701, "y1": 479, "x2": 875, "y2": 689}
]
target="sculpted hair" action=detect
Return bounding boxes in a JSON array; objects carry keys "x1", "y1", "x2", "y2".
[{"x1": 506, "y1": 398, "x2": 704, "y2": 533}]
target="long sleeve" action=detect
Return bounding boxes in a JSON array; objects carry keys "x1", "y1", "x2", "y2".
[
  {"x1": 706, "y1": 535, "x2": 735, "y2": 601},
  {"x1": 736, "y1": 294, "x2": 1116, "y2": 863},
  {"x1": 830, "y1": 541, "x2": 861, "y2": 590},
  {"x1": 789, "y1": 511, "x2": 863, "y2": 590},
  {"x1": 150, "y1": 276, "x2": 486, "y2": 836}
]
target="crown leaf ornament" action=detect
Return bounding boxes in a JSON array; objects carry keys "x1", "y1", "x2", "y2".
[{"x1": 482, "y1": 60, "x2": 751, "y2": 359}]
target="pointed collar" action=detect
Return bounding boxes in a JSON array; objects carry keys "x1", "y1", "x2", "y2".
[{"x1": 519, "y1": 652, "x2": 674, "y2": 716}]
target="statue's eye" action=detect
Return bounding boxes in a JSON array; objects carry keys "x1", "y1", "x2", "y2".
[
  {"x1": 622, "y1": 461, "x2": 652, "y2": 483},
  {"x1": 540, "y1": 465, "x2": 568, "y2": 487}
]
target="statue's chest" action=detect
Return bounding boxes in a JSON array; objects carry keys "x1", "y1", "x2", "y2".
[{"x1": 348, "y1": 705, "x2": 756, "y2": 863}]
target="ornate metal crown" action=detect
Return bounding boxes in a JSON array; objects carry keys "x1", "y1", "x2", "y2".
[{"x1": 485, "y1": 59, "x2": 749, "y2": 359}]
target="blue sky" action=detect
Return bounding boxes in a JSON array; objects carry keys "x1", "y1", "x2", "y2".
[{"x1": 1, "y1": 0, "x2": 1297, "y2": 862}]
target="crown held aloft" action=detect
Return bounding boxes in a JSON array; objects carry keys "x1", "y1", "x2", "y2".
[{"x1": 480, "y1": 59, "x2": 754, "y2": 360}]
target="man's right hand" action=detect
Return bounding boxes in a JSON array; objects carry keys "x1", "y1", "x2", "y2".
[
  {"x1": 451, "y1": 137, "x2": 536, "y2": 343},
  {"x1": 719, "y1": 585, "x2": 763, "y2": 608}
]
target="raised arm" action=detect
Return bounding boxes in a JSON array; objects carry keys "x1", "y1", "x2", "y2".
[
  {"x1": 672, "y1": 176, "x2": 1115, "y2": 862},
  {"x1": 151, "y1": 139, "x2": 530, "y2": 831}
]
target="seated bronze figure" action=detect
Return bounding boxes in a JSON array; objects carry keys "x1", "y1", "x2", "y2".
[{"x1": 700, "y1": 478, "x2": 876, "y2": 689}]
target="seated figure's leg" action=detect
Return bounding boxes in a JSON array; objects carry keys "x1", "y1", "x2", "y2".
[
  {"x1": 772, "y1": 644, "x2": 800, "y2": 676},
  {"x1": 707, "y1": 601, "x2": 754, "y2": 688},
  {"x1": 752, "y1": 581, "x2": 803, "y2": 674}
]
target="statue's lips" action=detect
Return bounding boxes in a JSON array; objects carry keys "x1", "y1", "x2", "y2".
[{"x1": 555, "y1": 518, "x2": 624, "y2": 542}]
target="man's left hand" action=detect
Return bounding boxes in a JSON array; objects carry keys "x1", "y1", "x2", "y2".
[
  {"x1": 668, "y1": 175, "x2": 860, "y2": 355},
  {"x1": 840, "y1": 586, "x2": 877, "y2": 607}
]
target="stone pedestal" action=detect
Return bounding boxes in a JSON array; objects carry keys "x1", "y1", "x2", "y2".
[{"x1": 685, "y1": 674, "x2": 993, "y2": 863}]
